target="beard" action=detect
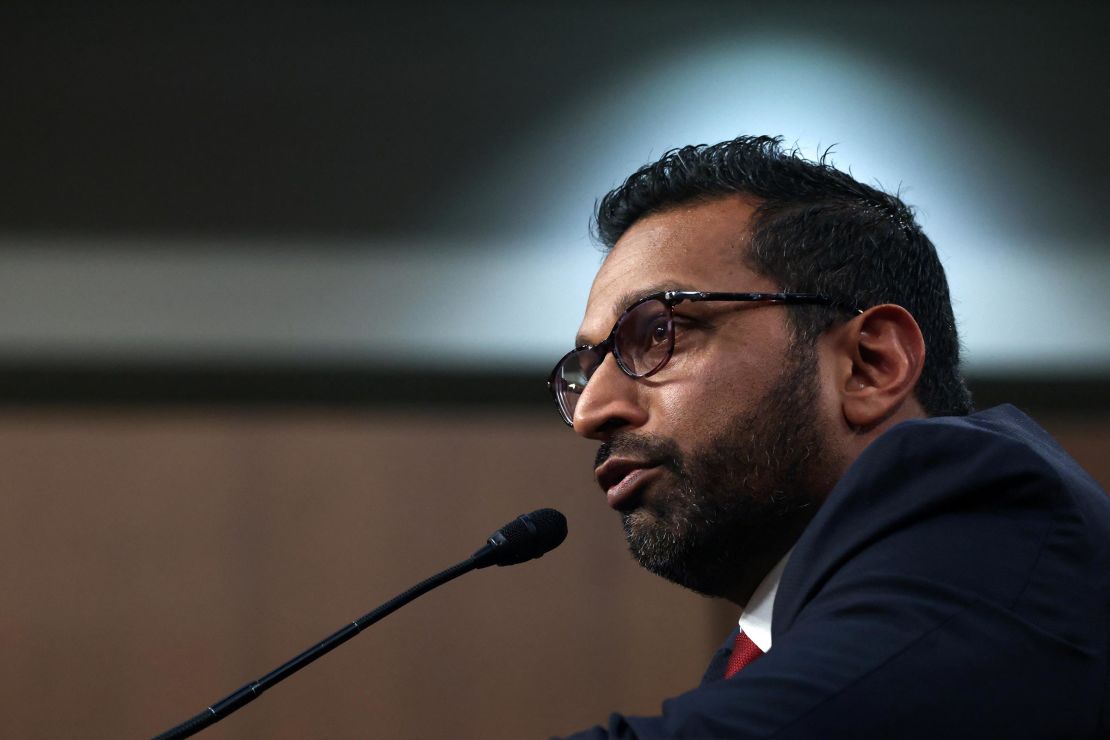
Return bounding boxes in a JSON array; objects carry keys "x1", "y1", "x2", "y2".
[{"x1": 598, "y1": 342, "x2": 836, "y2": 598}]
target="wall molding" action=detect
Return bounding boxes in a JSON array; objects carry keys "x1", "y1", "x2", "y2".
[{"x1": 0, "y1": 362, "x2": 1105, "y2": 418}]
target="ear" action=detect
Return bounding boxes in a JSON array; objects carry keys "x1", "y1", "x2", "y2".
[{"x1": 830, "y1": 304, "x2": 926, "y2": 430}]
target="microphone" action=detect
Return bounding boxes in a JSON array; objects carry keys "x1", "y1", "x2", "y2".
[
  {"x1": 471, "y1": 508, "x2": 567, "y2": 568},
  {"x1": 153, "y1": 508, "x2": 567, "y2": 740}
]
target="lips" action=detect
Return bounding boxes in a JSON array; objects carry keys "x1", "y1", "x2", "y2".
[{"x1": 594, "y1": 458, "x2": 662, "y2": 510}]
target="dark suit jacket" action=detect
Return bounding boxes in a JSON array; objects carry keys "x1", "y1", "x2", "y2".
[{"x1": 558, "y1": 405, "x2": 1110, "y2": 739}]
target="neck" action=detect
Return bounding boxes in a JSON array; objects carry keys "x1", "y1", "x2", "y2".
[
  {"x1": 721, "y1": 510, "x2": 811, "y2": 608},
  {"x1": 841, "y1": 398, "x2": 928, "y2": 469}
]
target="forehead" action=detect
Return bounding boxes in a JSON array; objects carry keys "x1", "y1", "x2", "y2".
[{"x1": 578, "y1": 196, "x2": 771, "y2": 341}]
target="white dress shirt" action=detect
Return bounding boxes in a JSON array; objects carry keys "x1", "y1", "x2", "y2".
[{"x1": 737, "y1": 549, "x2": 792, "y2": 653}]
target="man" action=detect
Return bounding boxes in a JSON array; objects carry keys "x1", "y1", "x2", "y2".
[{"x1": 547, "y1": 136, "x2": 1110, "y2": 738}]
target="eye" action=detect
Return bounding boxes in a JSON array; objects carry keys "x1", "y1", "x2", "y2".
[
  {"x1": 628, "y1": 309, "x2": 671, "y2": 354},
  {"x1": 614, "y1": 298, "x2": 674, "y2": 375},
  {"x1": 666, "y1": 313, "x2": 709, "y2": 346},
  {"x1": 647, "y1": 316, "x2": 669, "y2": 345}
]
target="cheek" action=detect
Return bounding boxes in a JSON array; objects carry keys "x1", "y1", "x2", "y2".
[
  {"x1": 814, "y1": 347, "x2": 850, "y2": 431},
  {"x1": 641, "y1": 315, "x2": 791, "y2": 438},
  {"x1": 654, "y1": 383, "x2": 710, "y2": 434},
  {"x1": 649, "y1": 357, "x2": 772, "y2": 442}
]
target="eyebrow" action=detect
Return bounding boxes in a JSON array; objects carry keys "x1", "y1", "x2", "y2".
[{"x1": 574, "y1": 282, "x2": 694, "y2": 347}]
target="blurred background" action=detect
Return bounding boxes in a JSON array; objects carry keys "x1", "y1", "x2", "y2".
[{"x1": 2, "y1": 2, "x2": 1108, "y2": 738}]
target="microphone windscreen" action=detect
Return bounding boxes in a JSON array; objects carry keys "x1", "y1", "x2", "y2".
[{"x1": 479, "y1": 508, "x2": 568, "y2": 567}]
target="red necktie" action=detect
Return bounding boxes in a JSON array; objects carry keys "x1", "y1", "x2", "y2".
[{"x1": 724, "y1": 630, "x2": 764, "y2": 678}]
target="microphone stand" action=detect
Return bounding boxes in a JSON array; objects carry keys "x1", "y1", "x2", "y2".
[
  {"x1": 152, "y1": 507, "x2": 565, "y2": 739},
  {"x1": 154, "y1": 556, "x2": 480, "y2": 739}
]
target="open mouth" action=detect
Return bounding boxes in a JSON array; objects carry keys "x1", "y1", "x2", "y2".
[{"x1": 595, "y1": 458, "x2": 663, "y2": 510}]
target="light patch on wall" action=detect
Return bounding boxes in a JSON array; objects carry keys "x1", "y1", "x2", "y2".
[
  {"x1": 473, "y1": 34, "x2": 1109, "y2": 375},
  {"x1": 0, "y1": 238, "x2": 594, "y2": 370},
  {"x1": 0, "y1": 34, "x2": 1105, "y2": 375}
]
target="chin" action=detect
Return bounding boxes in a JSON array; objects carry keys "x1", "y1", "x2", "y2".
[{"x1": 621, "y1": 508, "x2": 734, "y2": 598}]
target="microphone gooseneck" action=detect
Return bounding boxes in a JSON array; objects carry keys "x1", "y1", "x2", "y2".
[{"x1": 153, "y1": 508, "x2": 567, "y2": 740}]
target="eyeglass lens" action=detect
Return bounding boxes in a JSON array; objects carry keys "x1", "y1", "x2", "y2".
[{"x1": 552, "y1": 298, "x2": 674, "y2": 424}]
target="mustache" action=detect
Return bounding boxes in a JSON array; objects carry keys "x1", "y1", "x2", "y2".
[{"x1": 595, "y1": 434, "x2": 683, "y2": 471}]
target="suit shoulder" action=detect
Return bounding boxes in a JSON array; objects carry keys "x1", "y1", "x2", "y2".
[{"x1": 874, "y1": 404, "x2": 1107, "y2": 510}]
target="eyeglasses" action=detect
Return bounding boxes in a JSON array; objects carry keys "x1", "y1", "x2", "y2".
[{"x1": 547, "y1": 290, "x2": 860, "y2": 426}]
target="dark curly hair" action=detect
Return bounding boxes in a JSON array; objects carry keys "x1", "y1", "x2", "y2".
[{"x1": 594, "y1": 135, "x2": 972, "y2": 417}]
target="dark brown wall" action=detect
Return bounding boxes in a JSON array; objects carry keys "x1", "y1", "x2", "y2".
[
  {"x1": 0, "y1": 409, "x2": 730, "y2": 739},
  {"x1": 1, "y1": 408, "x2": 1106, "y2": 739}
]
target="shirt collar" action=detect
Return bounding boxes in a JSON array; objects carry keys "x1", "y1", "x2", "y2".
[{"x1": 737, "y1": 548, "x2": 792, "y2": 653}]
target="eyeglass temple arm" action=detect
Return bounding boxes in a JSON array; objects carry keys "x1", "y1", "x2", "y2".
[{"x1": 663, "y1": 290, "x2": 862, "y2": 313}]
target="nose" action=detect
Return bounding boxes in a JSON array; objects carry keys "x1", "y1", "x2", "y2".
[{"x1": 571, "y1": 354, "x2": 649, "y2": 440}]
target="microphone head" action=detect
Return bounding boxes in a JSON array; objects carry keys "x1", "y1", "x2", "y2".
[{"x1": 472, "y1": 508, "x2": 568, "y2": 568}]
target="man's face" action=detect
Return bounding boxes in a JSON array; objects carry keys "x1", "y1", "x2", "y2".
[{"x1": 573, "y1": 196, "x2": 838, "y2": 601}]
